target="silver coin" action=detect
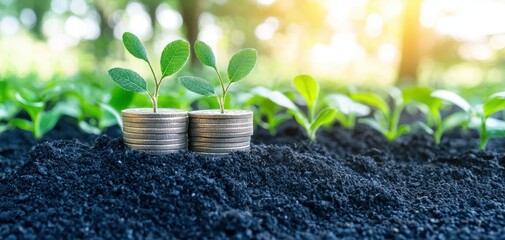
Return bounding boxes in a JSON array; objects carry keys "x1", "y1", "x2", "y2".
[
  {"x1": 123, "y1": 132, "x2": 186, "y2": 140},
  {"x1": 122, "y1": 116, "x2": 188, "y2": 124},
  {"x1": 189, "y1": 136, "x2": 251, "y2": 143},
  {"x1": 123, "y1": 137, "x2": 187, "y2": 145},
  {"x1": 126, "y1": 143, "x2": 187, "y2": 150},
  {"x1": 123, "y1": 126, "x2": 187, "y2": 134},
  {"x1": 189, "y1": 110, "x2": 252, "y2": 119},
  {"x1": 123, "y1": 121, "x2": 188, "y2": 129},
  {"x1": 190, "y1": 145, "x2": 250, "y2": 153},
  {"x1": 189, "y1": 126, "x2": 253, "y2": 134},
  {"x1": 189, "y1": 131, "x2": 253, "y2": 138},
  {"x1": 189, "y1": 141, "x2": 250, "y2": 148},
  {"x1": 189, "y1": 118, "x2": 253, "y2": 124},
  {"x1": 122, "y1": 108, "x2": 188, "y2": 118},
  {"x1": 139, "y1": 149, "x2": 181, "y2": 155},
  {"x1": 190, "y1": 122, "x2": 252, "y2": 128}
]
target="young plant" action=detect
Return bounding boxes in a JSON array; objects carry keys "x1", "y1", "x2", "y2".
[
  {"x1": 350, "y1": 88, "x2": 409, "y2": 141},
  {"x1": 245, "y1": 86, "x2": 295, "y2": 135},
  {"x1": 178, "y1": 40, "x2": 257, "y2": 113},
  {"x1": 108, "y1": 32, "x2": 190, "y2": 112},
  {"x1": 323, "y1": 93, "x2": 370, "y2": 128},
  {"x1": 11, "y1": 89, "x2": 79, "y2": 139},
  {"x1": 475, "y1": 92, "x2": 505, "y2": 149}
]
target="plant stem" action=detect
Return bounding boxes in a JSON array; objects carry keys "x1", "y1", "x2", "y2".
[
  {"x1": 148, "y1": 62, "x2": 159, "y2": 113},
  {"x1": 390, "y1": 105, "x2": 403, "y2": 138},
  {"x1": 33, "y1": 112, "x2": 42, "y2": 139},
  {"x1": 479, "y1": 116, "x2": 488, "y2": 150},
  {"x1": 215, "y1": 70, "x2": 226, "y2": 113}
]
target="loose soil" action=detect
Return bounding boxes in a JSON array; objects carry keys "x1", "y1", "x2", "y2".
[{"x1": 1, "y1": 118, "x2": 504, "y2": 239}]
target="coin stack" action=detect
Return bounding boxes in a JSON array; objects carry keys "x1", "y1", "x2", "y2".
[
  {"x1": 188, "y1": 110, "x2": 253, "y2": 155},
  {"x1": 121, "y1": 108, "x2": 188, "y2": 155}
]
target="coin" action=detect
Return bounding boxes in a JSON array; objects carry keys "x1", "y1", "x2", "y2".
[
  {"x1": 189, "y1": 141, "x2": 250, "y2": 148},
  {"x1": 189, "y1": 110, "x2": 252, "y2": 119},
  {"x1": 189, "y1": 136, "x2": 251, "y2": 143},
  {"x1": 126, "y1": 143, "x2": 187, "y2": 150},
  {"x1": 190, "y1": 122, "x2": 252, "y2": 128},
  {"x1": 122, "y1": 116, "x2": 188, "y2": 124},
  {"x1": 189, "y1": 118, "x2": 253, "y2": 124},
  {"x1": 189, "y1": 126, "x2": 253, "y2": 134},
  {"x1": 123, "y1": 121, "x2": 188, "y2": 129},
  {"x1": 188, "y1": 131, "x2": 253, "y2": 138},
  {"x1": 123, "y1": 132, "x2": 186, "y2": 140},
  {"x1": 123, "y1": 126, "x2": 187, "y2": 134},
  {"x1": 122, "y1": 108, "x2": 188, "y2": 118},
  {"x1": 139, "y1": 150, "x2": 181, "y2": 155},
  {"x1": 189, "y1": 145, "x2": 250, "y2": 153},
  {"x1": 123, "y1": 137, "x2": 186, "y2": 145}
]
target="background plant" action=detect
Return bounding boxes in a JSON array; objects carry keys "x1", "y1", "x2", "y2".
[
  {"x1": 108, "y1": 32, "x2": 190, "y2": 113},
  {"x1": 323, "y1": 93, "x2": 370, "y2": 128},
  {"x1": 179, "y1": 40, "x2": 257, "y2": 113},
  {"x1": 245, "y1": 86, "x2": 295, "y2": 135}
]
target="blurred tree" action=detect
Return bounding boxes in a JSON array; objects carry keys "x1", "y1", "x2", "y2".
[
  {"x1": 180, "y1": 0, "x2": 201, "y2": 66},
  {"x1": 14, "y1": 0, "x2": 51, "y2": 39},
  {"x1": 398, "y1": 0, "x2": 421, "y2": 86}
]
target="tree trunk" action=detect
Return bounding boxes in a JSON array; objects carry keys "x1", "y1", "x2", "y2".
[
  {"x1": 397, "y1": 0, "x2": 422, "y2": 86},
  {"x1": 180, "y1": 0, "x2": 200, "y2": 67}
]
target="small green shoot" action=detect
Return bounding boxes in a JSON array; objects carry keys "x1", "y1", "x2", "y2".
[
  {"x1": 178, "y1": 40, "x2": 257, "y2": 113},
  {"x1": 246, "y1": 86, "x2": 295, "y2": 135},
  {"x1": 323, "y1": 93, "x2": 370, "y2": 128},
  {"x1": 476, "y1": 92, "x2": 505, "y2": 149},
  {"x1": 108, "y1": 32, "x2": 190, "y2": 112}
]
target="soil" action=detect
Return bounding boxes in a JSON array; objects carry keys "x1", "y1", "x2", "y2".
[{"x1": 1, "y1": 118, "x2": 505, "y2": 239}]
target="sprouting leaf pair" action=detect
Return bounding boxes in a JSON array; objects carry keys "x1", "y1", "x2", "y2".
[
  {"x1": 179, "y1": 41, "x2": 258, "y2": 113},
  {"x1": 108, "y1": 32, "x2": 191, "y2": 112}
]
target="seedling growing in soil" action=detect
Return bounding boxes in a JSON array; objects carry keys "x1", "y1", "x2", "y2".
[
  {"x1": 432, "y1": 90, "x2": 505, "y2": 149},
  {"x1": 351, "y1": 87, "x2": 432, "y2": 141},
  {"x1": 246, "y1": 86, "x2": 295, "y2": 135},
  {"x1": 323, "y1": 94, "x2": 371, "y2": 128},
  {"x1": 475, "y1": 92, "x2": 505, "y2": 149},
  {"x1": 178, "y1": 41, "x2": 257, "y2": 113},
  {"x1": 108, "y1": 32, "x2": 190, "y2": 113},
  {"x1": 426, "y1": 89, "x2": 472, "y2": 144},
  {"x1": 11, "y1": 89, "x2": 78, "y2": 139}
]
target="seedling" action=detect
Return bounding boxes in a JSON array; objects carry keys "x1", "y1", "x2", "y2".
[
  {"x1": 246, "y1": 86, "x2": 294, "y2": 135},
  {"x1": 108, "y1": 32, "x2": 190, "y2": 113},
  {"x1": 178, "y1": 40, "x2": 257, "y2": 113},
  {"x1": 257, "y1": 75, "x2": 336, "y2": 140},
  {"x1": 323, "y1": 93, "x2": 370, "y2": 128},
  {"x1": 11, "y1": 89, "x2": 79, "y2": 139},
  {"x1": 350, "y1": 88, "x2": 409, "y2": 141},
  {"x1": 432, "y1": 90, "x2": 505, "y2": 149}
]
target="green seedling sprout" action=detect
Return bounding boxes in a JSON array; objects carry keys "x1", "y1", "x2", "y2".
[
  {"x1": 246, "y1": 86, "x2": 295, "y2": 135},
  {"x1": 351, "y1": 87, "x2": 435, "y2": 141},
  {"x1": 11, "y1": 89, "x2": 79, "y2": 139},
  {"x1": 108, "y1": 32, "x2": 190, "y2": 113},
  {"x1": 350, "y1": 88, "x2": 409, "y2": 141},
  {"x1": 428, "y1": 89, "x2": 472, "y2": 144},
  {"x1": 178, "y1": 40, "x2": 257, "y2": 113},
  {"x1": 255, "y1": 75, "x2": 336, "y2": 141},
  {"x1": 431, "y1": 90, "x2": 505, "y2": 149},
  {"x1": 323, "y1": 93, "x2": 370, "y2": 128}
]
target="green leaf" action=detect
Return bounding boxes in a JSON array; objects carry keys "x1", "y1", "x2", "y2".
[
  {"x1": 10, "y1": 118, "x2": 33, "y2": 132},
  {"x1": 431, "y1": 90, "x2": 471, "y2": 112},
  {"x1": 350, "y1": 92, "x2": 390, "y2": 116},
  {"x1": 310, "y1": 108, "x2": 337, "y2": 133},
  {"x1": 179, "y1": 76, "x2": 215, "y2": 96},
  {"x1": 108, "y1": 68, "x2": 148, "y2": 93},
  {"x1": 359, "y1": 118, "x2": 388, "y2": 136},
  {"x1": 440, "y1": 112, "x2": 470, "y2": 133},
  {"x1": 122, "y1": 32, "x2": 149, "y2": 63},
  {"x1": 483, "y1": 92, "x2": 505, "y2": 118},
  {"x1": 160, "y1": 40, "x2": 190, "y2": 78},
  {"x1": 250, "y1": 86, "x2": 298, "y2": 110},
  {"x1": 227, "y1": 48, "x2": 258, "y2": 82},
  {"x1": 194, "y1": 40, "x2": 217, "y2": 69},
  {"x1": 293, "y1": 74, "x2": 319, "y2": 108},
  {"x1": 324, "y1": 94, "x2": 370, "y2": 116}
]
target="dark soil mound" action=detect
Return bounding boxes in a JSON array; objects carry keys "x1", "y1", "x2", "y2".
[{"x1": 1, "y1": 120, "x2": 505, "y2": 239}]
